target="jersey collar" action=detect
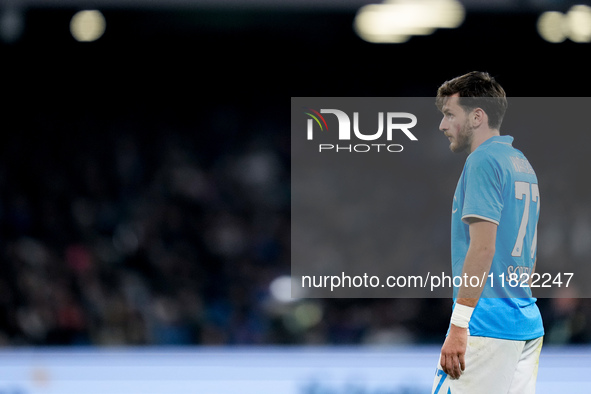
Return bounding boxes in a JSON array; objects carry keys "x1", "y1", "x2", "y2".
[{"x1": 475, "y1": 135, "x2": 514, "y2": 151}]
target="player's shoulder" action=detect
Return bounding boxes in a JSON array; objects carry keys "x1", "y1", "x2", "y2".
[
  {"x1": 467, "y1": 136, "x2": 518, "y2": 168},
  {"x1": 466, "y1": 144, "x2": 500, "y2": 169},
  {"x1": 470, "y1": 142, "x2": 537, "y2": 182}
]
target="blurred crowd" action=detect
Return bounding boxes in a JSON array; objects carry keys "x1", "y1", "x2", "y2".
[
  {"x1": 0, "y1": 100, "x2": 590, "y2": 347},
  {"x1": 0, "y1": 101, "x2": 291, "y2": 346}
]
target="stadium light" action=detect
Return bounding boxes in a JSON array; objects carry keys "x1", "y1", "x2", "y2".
[
  {"x1": 537, "y1": 11, "x2": 567, "y2": 43},
  {"x1": 566, "y1": 4, "x2": 591, "y2": 43},
  {"x1": 269, "y1": 275, "x2": 303, "y2": 303},
  {"x1": 70, "y1": 10, "x2": 106, "y2": 42},
  {"x1": 537, "y1": 5, "x2": 591, "y2": 43},
  {"x1": 354, "y1": 0, "x2": 465, "y2": 43}
]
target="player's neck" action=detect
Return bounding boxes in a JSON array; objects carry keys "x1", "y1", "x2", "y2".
[{"x1": 470, "y1": 128, "x2": 501, "y2": 153}]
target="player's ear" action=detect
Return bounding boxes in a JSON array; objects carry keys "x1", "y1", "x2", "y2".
[{"x1": 471, "y1": 108, "x2": 485, "y2": 128}]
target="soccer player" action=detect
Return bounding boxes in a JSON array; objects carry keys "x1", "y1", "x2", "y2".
[{"x1": 431, "y1": 71, "x2": 544, "y2": 394}]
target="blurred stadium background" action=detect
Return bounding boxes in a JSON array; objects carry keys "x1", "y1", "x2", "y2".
[{"x1": 1, "y1": 0, "x2": 591, "y2": 392}]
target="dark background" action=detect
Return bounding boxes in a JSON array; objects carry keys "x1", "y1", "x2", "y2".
[{"x1": 1, "y1": 1, "x2": 590, "y2": 346}]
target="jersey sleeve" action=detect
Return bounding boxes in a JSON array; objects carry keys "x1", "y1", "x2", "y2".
[{"x1": 461, "y1": 151, "x2": 504, "y2": 225}]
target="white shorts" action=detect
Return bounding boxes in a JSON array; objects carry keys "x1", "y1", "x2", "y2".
[{"x1": 431, "y1": 335, "x2": 543, "y2": 394}]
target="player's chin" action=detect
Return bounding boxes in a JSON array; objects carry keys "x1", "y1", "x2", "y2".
[{"x1": 449, "y1": 142, "x2": 466, "y2": 153}]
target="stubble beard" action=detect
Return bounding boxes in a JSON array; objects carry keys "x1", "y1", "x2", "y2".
[{"x1": 450, "y1": 120, "x2": 474, "y2": 153}]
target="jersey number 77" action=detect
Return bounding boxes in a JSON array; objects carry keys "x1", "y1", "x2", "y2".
[{"x1": 511, "y1": 181, "x2": 539, "y2": 259}]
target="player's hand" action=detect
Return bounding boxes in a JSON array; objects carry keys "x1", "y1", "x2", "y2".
[{"x1": 439, "y1": 324, "x2": 467, "y2": 379}]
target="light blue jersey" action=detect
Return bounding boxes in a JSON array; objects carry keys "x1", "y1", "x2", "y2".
[{"x1": 451, "y1": 135, "x2": 544, "y2": 340}]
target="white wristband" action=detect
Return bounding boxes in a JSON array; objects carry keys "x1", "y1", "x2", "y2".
[{"x1": 450, "y1": 303, "x2": 474, "y2": 328}]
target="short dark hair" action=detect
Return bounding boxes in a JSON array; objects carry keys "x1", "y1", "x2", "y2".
[{"x1": 436, "y1": 71, "x2": 508, "y2": 130}]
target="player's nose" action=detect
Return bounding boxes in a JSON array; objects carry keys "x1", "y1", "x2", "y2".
[{"x1": 439, "y1": 117, "x2": 448, "y2": 132}]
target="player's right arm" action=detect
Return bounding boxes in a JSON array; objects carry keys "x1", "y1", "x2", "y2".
[{"x1": 440, "y1": 218, "x2": 497, "y2": 379}]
